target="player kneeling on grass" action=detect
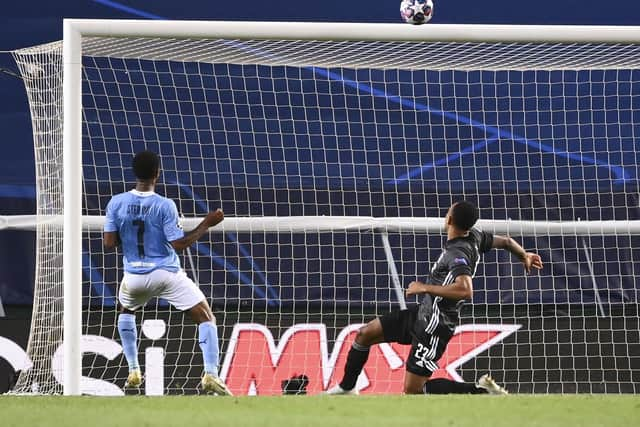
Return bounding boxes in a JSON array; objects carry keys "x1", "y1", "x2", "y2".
[
  {"x1": 103, "y1": 150, "x2": 232, "y2": 396},
  {"x1": 327, "y1": 200, "x2": 543, "y2": 395}
]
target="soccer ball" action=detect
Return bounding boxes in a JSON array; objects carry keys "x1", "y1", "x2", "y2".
[{"x1": 400, "y1": 0, "x2": 434, "y2": 25}]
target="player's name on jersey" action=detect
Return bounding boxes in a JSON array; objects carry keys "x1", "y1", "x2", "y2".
[{"x1": 127, "y1": 204, "x2": 151, "y2": 216}]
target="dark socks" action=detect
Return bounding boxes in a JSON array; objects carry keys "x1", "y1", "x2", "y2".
[
  {"x1": 423, "y1": 378, "x2": 488, "y2": 394},
  {"x1": 339, "y1": 341, "x2": 370, "y2": 391}
]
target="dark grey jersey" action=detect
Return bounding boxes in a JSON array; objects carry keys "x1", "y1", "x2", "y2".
[{"x1": 421, "y1": 227, "x2": 494, "y2": 331}]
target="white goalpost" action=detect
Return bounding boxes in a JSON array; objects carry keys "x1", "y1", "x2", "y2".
[{"x1": 7, "y1": 19, "x2": 640, "y2": 395}]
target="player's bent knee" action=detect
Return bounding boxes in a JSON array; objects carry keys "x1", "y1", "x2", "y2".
[
  {"x1": 356, "y1": 321, "x2": 383, "y2": 346},
  {"x1": 355, "y1": 328, "x2": 369, "y2": 345},
  {"x1": 404, "y1": 381, "x2": 426, "y2": 394},
  {"x1": 189, "y1": 300, "x2": 214, "y2": 324},
  {"x1": 120, "y1": 306, "x2": 136, "y2": 315},
  {"x1": 404, "y1": 371, "x2": 428, "y2": 394}
]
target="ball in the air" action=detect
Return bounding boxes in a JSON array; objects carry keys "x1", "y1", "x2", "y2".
[{"x1": 400, "y1": 0, "x2": 434, "y2": 25}]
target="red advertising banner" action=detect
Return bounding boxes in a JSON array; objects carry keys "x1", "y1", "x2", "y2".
[{"x1": 220, "y1": 323, "x2": 520, "y2": 395}]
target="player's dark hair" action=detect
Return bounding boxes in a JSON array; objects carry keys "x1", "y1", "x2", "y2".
[
  {"x1": 450, "y1": 200, "x2": 479, "y2": 231},
  {"x1": 132, "y1": 150, "x2": 160, "y2": 180}
]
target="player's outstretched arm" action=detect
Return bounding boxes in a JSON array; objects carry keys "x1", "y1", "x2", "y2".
[
  {"x1": 170, "y1": 209, "x2": 224, "y2": 252},
  {"x1": 406, "y1": 275, "x2": 473, "y2": 301},
  {"x1": 492, "y1": 234, "x2": 543, "y2": 273}
]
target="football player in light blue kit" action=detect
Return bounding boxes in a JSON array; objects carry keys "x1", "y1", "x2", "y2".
[{"x1": 104, "y1": 150, "x2": 232, "y2": 395}]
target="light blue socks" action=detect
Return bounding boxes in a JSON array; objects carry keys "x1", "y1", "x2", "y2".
[
  {"x1": 117, "y1": 313, "x2": 139, "y2": 371},
  {"x1": 119, "y1": 314, "x2": 220, "y2": 376},
  {"x1": 198, "y1": 321, "x2": 220, "y2": 376}
]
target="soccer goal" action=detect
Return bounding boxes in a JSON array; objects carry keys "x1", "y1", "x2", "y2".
[{"x1": 7, "y1": 20, "x2": 640, "y2": 395}]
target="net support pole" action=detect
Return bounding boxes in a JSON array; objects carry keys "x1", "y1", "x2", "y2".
[
  {"x1": 581, "y1": 239, "x2": 607, "y2": 318},
  {"x1": 185, "y1": 247, "x2": 200, "y2": 286},
  {"x1": 181, "y1": 214, "x2": 200, "y2": 286},
  {"x1": 380, "y1": 232, "x2": 407, "y2": 310},
  {"x1": 62, "y1": 19, "x2": 82, "y2": 396}
]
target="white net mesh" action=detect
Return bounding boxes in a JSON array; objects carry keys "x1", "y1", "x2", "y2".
[
  {"x1": 10, "y1": 41, "x2": 64, "y2": 394},
  {"x1": 10, "y1": 32, "x2": 640, "y2": 395}
]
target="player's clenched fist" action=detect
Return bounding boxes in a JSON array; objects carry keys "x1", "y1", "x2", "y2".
[
  {"x1": 205, "y1": 209, "x2": 224, "y2": 228},
  {"x1": 523, "y1": 252, "x2": 543, "y2": 274}
]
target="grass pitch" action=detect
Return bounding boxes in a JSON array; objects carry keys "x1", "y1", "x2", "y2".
[{"x1": 1, "y1": 395, "x2": 637, "y2": 427}]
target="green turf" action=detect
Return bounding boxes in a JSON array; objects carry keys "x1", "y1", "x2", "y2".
[{"x1": 1, "y1": 395, "x2": 637, "y2": 427}]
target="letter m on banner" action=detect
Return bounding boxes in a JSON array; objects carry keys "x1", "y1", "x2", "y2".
[{"x1": 219, "y1": 323, "x2": 359, "y2": 396}]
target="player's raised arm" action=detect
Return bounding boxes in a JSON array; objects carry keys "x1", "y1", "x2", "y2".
[
  {"x1": 492, "y1": 234, "x2": 543, "y2": 274},
  {"x1": 170, "y1": 209, "x2": 224, "y2": 252}
]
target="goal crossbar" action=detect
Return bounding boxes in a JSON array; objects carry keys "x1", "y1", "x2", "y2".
[
  {"x1": 64, "y1": 19, "x2": 640, "y2": 44},
  {"x1": 3, "y1": 215, "x2": 640, "y2": 235}
]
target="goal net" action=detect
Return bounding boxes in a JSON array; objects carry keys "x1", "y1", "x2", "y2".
[{"x1": 8, "y1": 21, "x2": 640, "y2": 395}]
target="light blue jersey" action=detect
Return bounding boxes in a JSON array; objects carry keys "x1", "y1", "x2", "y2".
[{"x1": 104, "y1": 189, "x2": 184, "y2": 274}]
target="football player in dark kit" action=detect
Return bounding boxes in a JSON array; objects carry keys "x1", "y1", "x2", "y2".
[{"x1": 327, "y1": 200, "x2": 543, "y2": 395}]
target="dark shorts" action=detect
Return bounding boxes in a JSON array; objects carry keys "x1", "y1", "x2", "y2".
[{"x1": 379, "y1": 302, "x2": 454, "y2": 377}]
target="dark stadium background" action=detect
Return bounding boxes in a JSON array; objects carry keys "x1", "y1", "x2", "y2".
[{"x1": 1, "y1": 0, "x2": 639, "y2": 306}]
